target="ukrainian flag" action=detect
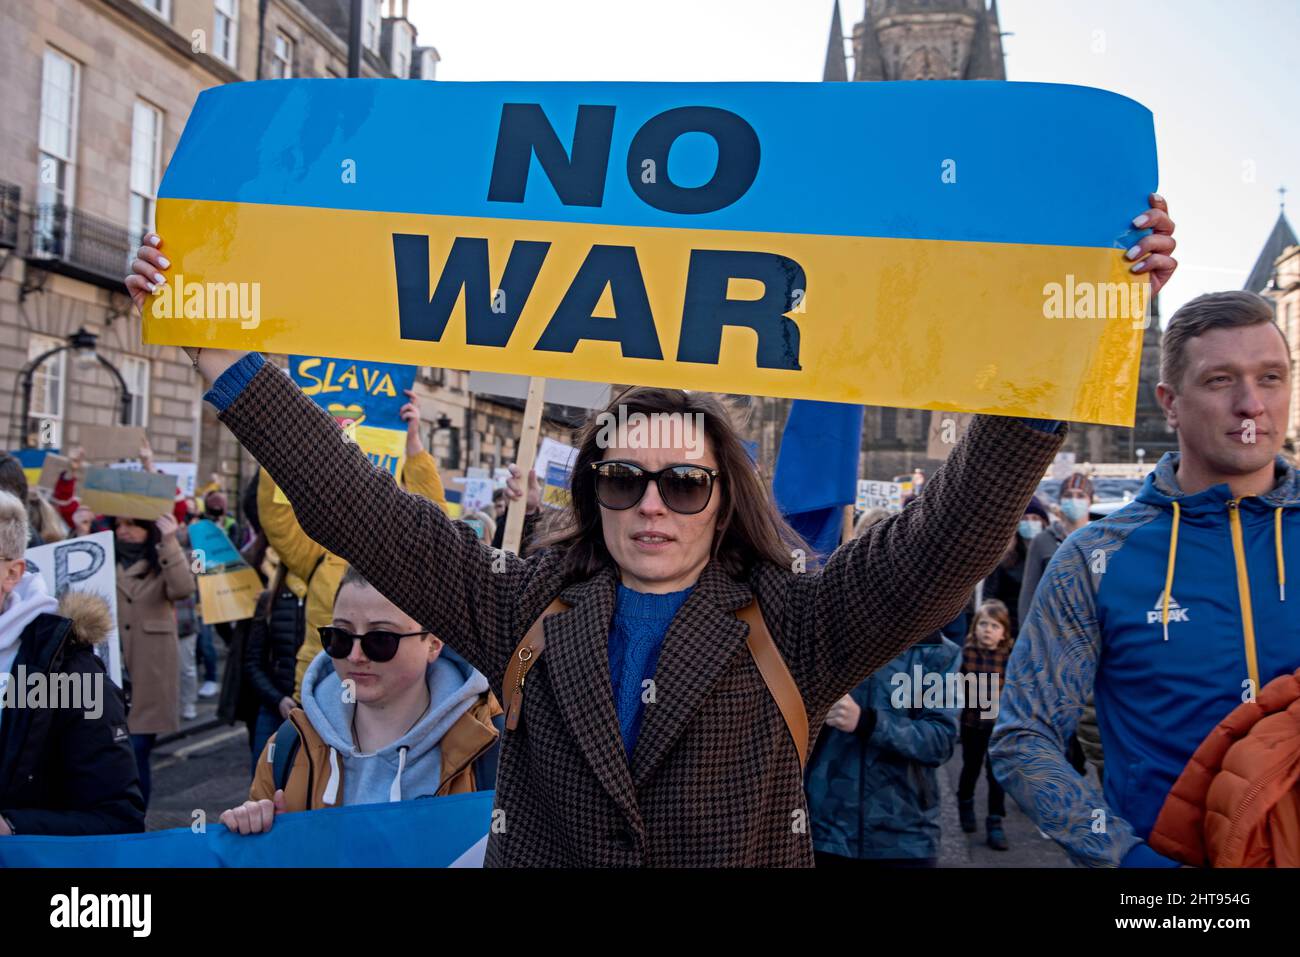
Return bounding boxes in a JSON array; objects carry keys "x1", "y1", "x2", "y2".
[{"x1": 148, "y1": 80, "x2": 1157, "y2": 424}]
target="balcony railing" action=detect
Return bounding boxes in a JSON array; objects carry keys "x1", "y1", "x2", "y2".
[
  {"x1": 25, "y1": 202, "x2": 138, "y2": 290},
  {"x1": 0, "y1": 181, "x2": 19, "y2": 250}
]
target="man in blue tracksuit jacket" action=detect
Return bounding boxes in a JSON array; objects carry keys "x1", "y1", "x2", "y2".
[{"x1": 991, "y1": 290, "x2": 1299, "y2": 867}]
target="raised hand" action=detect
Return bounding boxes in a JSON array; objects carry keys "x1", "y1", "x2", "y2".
[{"x1": 1127, "y1": 193, "x2": 1177, "y2": 296}]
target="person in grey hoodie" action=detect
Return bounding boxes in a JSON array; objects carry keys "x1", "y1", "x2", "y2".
[{"x1": 219, "y1": 566, "x2": 502, "y2": 834}]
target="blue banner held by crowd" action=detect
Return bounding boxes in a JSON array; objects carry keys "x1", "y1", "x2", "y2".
[{"x1": 0, "y1": 790, "x2": 494, "y2": 868}]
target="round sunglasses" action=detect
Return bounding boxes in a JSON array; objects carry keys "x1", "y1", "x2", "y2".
[
  {"x1": 318, "y1": 626, "x2": 428, "y2": 663},
  {"x1": 591, "y1": 461, "x2": 720, "y2": 515}
]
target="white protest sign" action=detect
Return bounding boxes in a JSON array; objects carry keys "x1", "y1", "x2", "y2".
[
  {"x1": 462, "y1": 478, "x2": 495, "y2": 513},
  {"x1": 533, "y1": 437, "x2": 577, "y2": 480},
  {"x1": 22, "y1": 531, "x2": 122, "y2": 687},
  {"x1": 856, "y1": 479, "x2": 906, "y2": 513}
]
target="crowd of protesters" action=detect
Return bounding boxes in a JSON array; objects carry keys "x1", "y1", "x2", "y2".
[{"x1": 7, "y1": 191, "x2": 1300, "y2": 867}]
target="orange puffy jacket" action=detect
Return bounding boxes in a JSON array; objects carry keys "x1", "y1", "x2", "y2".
[{"x1": 1149, "y1": 668, "x2": 1300, "y2": 867}]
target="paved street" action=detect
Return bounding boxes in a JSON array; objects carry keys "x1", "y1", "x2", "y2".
[
  {"x1": 146, "y1": 702, "x2": 252, "y2": 833},
  {"x1": 935, "y1": 751, "x2": 1075, "y2": 867}
]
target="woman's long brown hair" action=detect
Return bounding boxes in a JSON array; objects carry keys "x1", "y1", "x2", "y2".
[{"x1": 532, "y1": 387, "x2": 805, "y2": 586}]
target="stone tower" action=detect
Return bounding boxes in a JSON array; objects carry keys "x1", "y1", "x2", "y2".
[
  {"x1": 848, "y1": 0, "x2": 1006, "y2": 81},
  {"x1": 817, "y1": 2, "x2": 1007, "y2": 481},
  {"x1": 813, "y1": 1, "x2": 1170, "y2": 480}
]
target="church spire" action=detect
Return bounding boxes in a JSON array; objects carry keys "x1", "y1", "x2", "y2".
[
  {"x1": 1244, "y1": 196, "x2": 1298, "y2": 294},
  {"x1": 968, "y1": 0, "x2": 1006, "y2": 79},
  {"x1": 853, "y1": 2, "x2": 886, "y2": 80},
  {"x1": 823, "y1": 0, "x2": 849, "y2": 81}
]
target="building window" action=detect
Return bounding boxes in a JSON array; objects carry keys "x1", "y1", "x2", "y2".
[
  {"x1": 271, "y1": 32, "x2": 293, "y2": 78},
  {"x1": 878, "y1": 406, "x2": 898, "y2": 442},
  {"x1": 363, "y1": 0, "x2": 381, "y2": 54},
  {"x1": 35, "y1": 48, "x2": 80, "y2": 255},
  {"x1": 27, "y1": 335, "x2": 66, "y2": 449},
  {"x1": 120, "y1": 355, "x2": 151, "y2": 428},
  {"x1": 213, "y1": 0, "x2": 239, "y2": 67},
  {"x1": 129, "y1": 101, "x2": 162, "y2": 248},
  {"x1": 139, "y1": 0, "x2": 170, "y2": 20}
]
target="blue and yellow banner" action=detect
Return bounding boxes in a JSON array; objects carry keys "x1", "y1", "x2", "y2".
[
  {"x1": 147, "y1": 80, "x2": 1157, "y2": 424},
  {"x1": 190, "y1": 518, "x2": 262, "y2": 624},
  {"x1": 288, "y1": 355, "x2": 417, "y2": 479}
]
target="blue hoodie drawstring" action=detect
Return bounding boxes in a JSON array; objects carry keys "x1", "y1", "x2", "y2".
[
  {"x1": 1161, "y1": 501, "x2": 1181, "y2": 641},
  {"x1": 389, "y1": 746, "x2": 408, "y2": 802}
]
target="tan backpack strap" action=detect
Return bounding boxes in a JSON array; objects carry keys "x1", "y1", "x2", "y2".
[
  {"x1": 737, "y1": 599, "x2": 809, "y2": 771},
  {"x1": 503, "y1": 598, "x2": 570, "y2": 731}
]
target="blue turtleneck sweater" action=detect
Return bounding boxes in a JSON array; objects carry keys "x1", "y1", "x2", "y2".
[{"x1": 608, "y1": 583, "x2": 693, "y2": 757}]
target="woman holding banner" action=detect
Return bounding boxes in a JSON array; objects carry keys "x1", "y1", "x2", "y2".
[{"x1": 126, "y1": 197, "x2": 1175, "y2": 866}]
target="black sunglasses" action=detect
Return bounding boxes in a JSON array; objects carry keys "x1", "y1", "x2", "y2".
[
  {"x1": 318, "y1": 626, "x2": 428, "y2": 663},
  {"x1": 591, "y1": 461, "x2": 720, "y2": 515}
]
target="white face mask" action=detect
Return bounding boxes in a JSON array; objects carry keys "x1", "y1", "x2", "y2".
[
  {"x1": 1018, "y1": 518, "x2": 1044, "y2": 540},
  {"x1": 1060, "y1": 498, "x2": 1091, "y2": 522}
]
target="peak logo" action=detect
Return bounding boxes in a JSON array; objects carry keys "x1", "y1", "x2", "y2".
[{"x1": 1146, "y1": 594, "x2": 1190, "y2": 625}]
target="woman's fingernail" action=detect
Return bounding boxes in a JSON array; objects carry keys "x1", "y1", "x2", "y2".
[
  {"x1": 146, "y1": 282, "x2": 155, "y2": 293},
  {"x1": 1152, "y1": 193, "x2": 1165, "y2": 206},
  {"x1": 158, "y1": 256, "x2": 170, "y2": 268},
  {"x1": 1133, "y1": 214, "x2": 1150, "y2": 228},
  {"x1": 1131, "y1": 260, "x2": 1148, "y2": 273},
  {"x1": 1125, "y1": 245, "x2": 1142, "y2": 261},
  {"x1": 153, "y1": 272, "x2": 165, "y2": 284},
  {"x1": 147, "y1": 234, "x2": 160, "y2": 247}
]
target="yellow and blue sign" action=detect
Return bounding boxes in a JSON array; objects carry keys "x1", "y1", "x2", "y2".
[
  {"x1": 147, "y1": 80, "x2": 1158, "y2": 424},
  {"x1": 289, "y1": 355, "x2": 417, "y2": 479}
]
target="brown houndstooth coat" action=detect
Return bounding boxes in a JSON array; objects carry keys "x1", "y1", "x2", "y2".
[{"x1": 220, "y1": 363, "x2": 1063, "y2": 866}]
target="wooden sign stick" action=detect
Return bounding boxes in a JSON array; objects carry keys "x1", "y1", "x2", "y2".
[{"x1": 501, "y1": 376, "x2": 545, "y2": 556}]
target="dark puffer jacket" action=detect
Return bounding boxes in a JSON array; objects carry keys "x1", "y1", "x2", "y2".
[
  {"x1": 243, "y1": 581, "x2": 304, "y2": 711},
  {"x1": 0, "y1": 592, "x2": 144, "y2": 835}
]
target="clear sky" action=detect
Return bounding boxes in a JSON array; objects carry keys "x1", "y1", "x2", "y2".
[{"x1": 406, "y1": 0, "x2": 1300, "y2": 324}]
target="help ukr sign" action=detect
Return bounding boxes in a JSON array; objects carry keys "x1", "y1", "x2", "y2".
[{"x1": 146, "y1": 80, "x2": 1157, "y2": 424}]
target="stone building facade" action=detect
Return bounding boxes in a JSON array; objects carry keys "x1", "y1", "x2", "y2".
[{"x1": 1, "y1": 0, "x2": 577, "y2": 518}]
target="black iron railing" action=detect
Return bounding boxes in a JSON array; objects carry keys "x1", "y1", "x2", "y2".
[
  {"x1": 0, "y1": 181, "x2": 19, "y2": 250},
  {"x1": 26, "y1": 202, "x2": 137, "y2": 288}
]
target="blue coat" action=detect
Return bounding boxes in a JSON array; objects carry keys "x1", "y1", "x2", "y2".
[{"x1": 805, "y1": 633, "x2": 961, "y2": 860}]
